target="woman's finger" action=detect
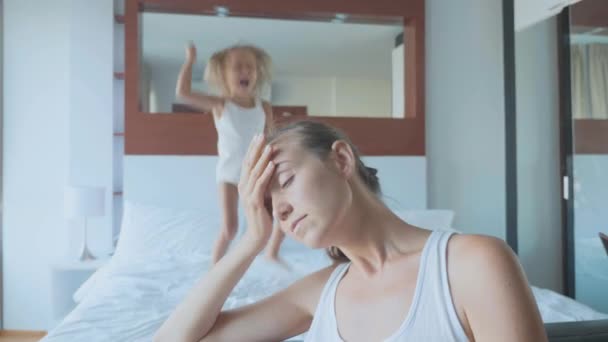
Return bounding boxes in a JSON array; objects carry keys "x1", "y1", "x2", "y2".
[
  {"x1": 250, "y1": 135, "x2": 267, "y2": 171},
  {"x1": 243, "y1": 135, "x2": 267, "y2": 191},
  {"x1": 247, "y1": 144, "x2": 273, "y2": 192},
  {"x1": 246, "y1": 135, "x2": 265, "y2": 172},
  {"x1": 252, "y1": 159, "x2": 276, "y2": 200},
  {"x1": 243, "y1": 134, "x2": 259, "y2": 168},
  {"x1": 240, "y1": 134, "x2": 261, "y2": 186}
]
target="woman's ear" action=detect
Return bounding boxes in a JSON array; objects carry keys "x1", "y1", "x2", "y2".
[{"x1": 330, "y1": 140, "x2": 356, "y2": 179}]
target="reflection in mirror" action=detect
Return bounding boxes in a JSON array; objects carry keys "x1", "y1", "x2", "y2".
[
  {"x1": 141, "y1": 13, "x2": 405, "y2": 118},
  {"x1": 569, "y1": 0, "x2": 608, "y2": 313}
]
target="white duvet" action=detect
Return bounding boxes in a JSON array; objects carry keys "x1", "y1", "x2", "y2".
[
  {"x1": 42, "y1": 250, "x2": 330, "y2": 342},
  {"x1": 41, "y1": 203, "x2": 608, "y2": 341},
  {"x1": 42, "y1": 250, "x2": 608, "y2": 342}
]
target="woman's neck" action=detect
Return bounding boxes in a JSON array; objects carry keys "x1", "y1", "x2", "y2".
[{"x1": 334, "y1": 185, "x2": 428, "y2": 277}]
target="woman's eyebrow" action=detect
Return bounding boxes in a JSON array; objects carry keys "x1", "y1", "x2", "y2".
[{"x1": 273, "y1": 159, "x2": 292, "y2": 169}]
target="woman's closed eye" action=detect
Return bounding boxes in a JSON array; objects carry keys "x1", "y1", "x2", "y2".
[{"x1": 281, "y1": 175, "x2": 294, "y2": 188}]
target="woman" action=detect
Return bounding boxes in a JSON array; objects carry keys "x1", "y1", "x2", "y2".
[{"x1": 155, "y1": 121, "x2": 547, "y2": 342}]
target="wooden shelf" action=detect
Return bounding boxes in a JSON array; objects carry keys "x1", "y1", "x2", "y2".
[
  {"x1": 113, "y1": 72, "x2": 124, "y2": 80},
  {"x1": 114, "y1": 14, "x2": 125, "y2": 24},
  {"x1": 113, "y1": 132, "x2": 125, "y2": 137},
  {"x1": 575, "y1": 119, "x2": 608, "y2": 154},
  {"x1": 113, "y1": 191, "x2": 123, "y2": 196}
]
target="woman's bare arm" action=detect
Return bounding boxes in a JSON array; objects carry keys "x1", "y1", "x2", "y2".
[
  {"x1": 262, "y1": 100, "x2": 275, "y2": 134},
  {"x1": 201, "y1": 265, "x2": 335, "y2": 342},
  {"x1": 154, "y1": 235, "x2": 332, "y2": 342},
  {"x1": 155, "y1": 134, "x2": 329, "y2": 342},
  {"x1": 449, "y1": 235, "x2": 547, "y2": 342}
]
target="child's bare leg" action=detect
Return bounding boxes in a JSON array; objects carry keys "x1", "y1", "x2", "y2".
[
  {"x1": 212, "y1": 182, "x2": 239, "y2": 264},
  {"x1": 265, "y1": 222, "x2": 285, "y2": 261}
]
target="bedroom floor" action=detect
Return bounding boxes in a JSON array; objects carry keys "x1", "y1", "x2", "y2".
[{"x1": 0, "y1": 331, "x2": 46, "y2": 342}]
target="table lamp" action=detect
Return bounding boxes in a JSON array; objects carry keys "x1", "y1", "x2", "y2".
[{"x1": 64, "y1": 186, "x2": 105, "y2": 261}]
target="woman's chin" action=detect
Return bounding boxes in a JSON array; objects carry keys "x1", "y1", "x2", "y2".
[{"x1": 299, "y1": 233, "x2": 326, "y2": 250}]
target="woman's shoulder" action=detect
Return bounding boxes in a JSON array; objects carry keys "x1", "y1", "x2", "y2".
[
  {"x1": 448, "y1": 234, "x2": 514, "y2": 263},
  {"x1": 287, "y1": 263, "x2": 342, "y2": 314},
  {"x1": 446, "y1": 233, "x2": 523, "y2": 302},
  {"x1": 294, "y1": 263, "x2": 342, "y2": 295}
]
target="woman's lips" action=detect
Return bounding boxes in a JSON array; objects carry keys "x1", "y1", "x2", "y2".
[{"x1": 291, "y1": 214, "x2": 307, "y2": 233}]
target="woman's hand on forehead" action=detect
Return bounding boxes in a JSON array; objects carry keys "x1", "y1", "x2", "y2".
[{"x1": 238, "y1": 134, "x2": 278, "y2": 249}]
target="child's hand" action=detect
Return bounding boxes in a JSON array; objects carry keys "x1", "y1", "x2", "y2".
[
  {"x1": 238, "y1": 134, "x2": 276, "y2": 252},
  {"x1": 185, "y1": 42, "x2": 196, "y2": 63}
]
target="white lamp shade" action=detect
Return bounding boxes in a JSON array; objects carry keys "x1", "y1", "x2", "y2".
[{"x1": 64, "y1": 186, "x2": 105, "y2": 218}]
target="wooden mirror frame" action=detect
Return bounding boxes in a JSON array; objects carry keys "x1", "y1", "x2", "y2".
[{"x1": 125, "y1": 0, "x2": 425, "y2": 155}]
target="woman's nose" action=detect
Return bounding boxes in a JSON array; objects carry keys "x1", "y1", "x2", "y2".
[{"x1": 276, "y1": 202, "x2": 293, "y2": 222}]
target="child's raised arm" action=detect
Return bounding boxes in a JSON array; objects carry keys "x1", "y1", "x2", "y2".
[{"x1": 175, "y1": 43, "x2": 223, "y2": 113}]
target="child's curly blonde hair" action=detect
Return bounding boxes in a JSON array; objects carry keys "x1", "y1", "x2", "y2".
[{"x1": 203, "y1": 44, "x2": 272, "y2": 97}]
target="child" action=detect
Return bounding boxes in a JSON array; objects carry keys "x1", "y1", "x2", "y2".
[{"x1": 176, "y1": 42, "x2": 284, "y2": 263}]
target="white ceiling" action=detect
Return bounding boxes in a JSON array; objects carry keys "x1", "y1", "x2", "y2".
[{"x1": 142, "y1": 13, "x2": 403, "y2": 80}]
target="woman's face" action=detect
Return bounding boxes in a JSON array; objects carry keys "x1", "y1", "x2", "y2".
[
  {"x1": 267, "y1": 136, "x2": 352, "y2": 248},
  {"x1": 224, "y1": 49, "x2": 258, "y2": 98}
]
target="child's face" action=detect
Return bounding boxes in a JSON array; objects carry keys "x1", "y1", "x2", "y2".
[{"x1": 224, "y1": 48, "x2": 258, "y2": 98}]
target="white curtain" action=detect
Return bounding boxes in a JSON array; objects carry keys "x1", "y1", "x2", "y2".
[
  {"x1": 571, "y1": 43, "x2": 608, "y2": 119},
  {"x1": 588, "y1": 44, "x2": 608, "y2": 119},
  {"x1": 571, "y1": 45, "x2": 589, "y2": 119}
]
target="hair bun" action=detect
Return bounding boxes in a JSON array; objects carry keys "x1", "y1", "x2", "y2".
[{"x1": 366, "y1": 166, "x2": 378, "y2": 176}]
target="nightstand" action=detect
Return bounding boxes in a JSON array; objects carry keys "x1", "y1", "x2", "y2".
[{"x1": 50, "y1": 259, "x2": 108, "y2": 328}]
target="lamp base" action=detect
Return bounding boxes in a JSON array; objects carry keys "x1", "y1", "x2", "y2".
[{"x1": 78, "y1": 242, "x2": 96, "y2": 261}]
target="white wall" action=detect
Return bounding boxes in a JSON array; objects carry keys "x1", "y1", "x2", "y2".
[
  {"x1": 392, "y1": 44, "x2": 405, "y2": 118},
  {"x1": 272, "y1": 75, "x2": 392, "y2": 117},
  {"x1": 427, "y1": 0, "x2": 563, "y2": 291},
  {"x1": 515, "y1": 18, "x2": 562, "y2": 292},
  {"x1": 123, "y1": 155, "x2": 426, "y2": 248},
  {"x1": 426, "y1": 0, "x2": 506, "y2": 240},
  {"x1": 0, "y1": 0, "x2": 4, "y2": 328},
  {"x1": 68, "y1": 0, "x2": 114, "y2": 257},
  {"x1": 124, "y1": 156, "x2": 426, "y2": 211},
  {"x1": 145, "y1": 62, "x2": 392, "y2": 117},
  {"x1": 3, "y1": 0, "x2": 71, "y2": 329},
  {"x1": 3, "y1": 0, "x2": 114, "y2": 330},
  {"x1": 271, "y1": 76, "x2": 335, "y2": 115},
  {"x1": 148, "y1": 63, "x2": 179, "y2": 113},
  {"x1": 334, "y1": 78, "x2": 391, "y2": 117}
]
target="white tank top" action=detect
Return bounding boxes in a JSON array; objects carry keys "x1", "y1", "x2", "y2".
[
  {"x1": 214, "y1": 99, "x2": 266, "y2": 184},
  {"x1": 304, "y1": 231, "x2": 469, "y2": 342}
]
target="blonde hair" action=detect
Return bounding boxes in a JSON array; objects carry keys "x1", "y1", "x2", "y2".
[{"x1": 203, "y1": 44, "x2": 272, "y2": 97}]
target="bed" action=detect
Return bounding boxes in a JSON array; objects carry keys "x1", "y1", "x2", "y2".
[{"x1": 41, "y1": 201, "x2": 608, "y2": 341}]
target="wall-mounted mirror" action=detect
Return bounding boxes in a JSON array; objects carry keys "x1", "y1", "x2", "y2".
[
  {"x1": 140, "y1": 12, "x2": 406, "y2": 118},
  {"x1": 566, "y1": 0, "x2": 608, "y2": 313},
  {"x1": 125, "y1": 0, "x2": 424, "y2": 155}
]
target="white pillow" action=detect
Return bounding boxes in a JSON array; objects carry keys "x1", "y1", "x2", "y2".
[
  {"x1": 73, "y1": 265, "x2": 109, "y2": 303},
  {"x1": 74, "y1": 206, "x2": 456, "y2": 302},
  {"x1": 113, "y1": 200, "x2": 222, "y2": 263},
  {"x1": 392, "y1": 209, "x2": 457, "y2": 232},
  {"x1": 73, "y1": 201, "x2": 221, "y2": 303}
]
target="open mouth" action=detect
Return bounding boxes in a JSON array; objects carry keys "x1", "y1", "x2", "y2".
[{"x1": 239, "y1": 79, "x2": 250, "y2": 87}]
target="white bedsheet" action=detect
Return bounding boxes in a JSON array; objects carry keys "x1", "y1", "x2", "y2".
[
  {"x1": 42, "y1": 250, "x2": 608, "y2": 342},
  {"x1": 42, "y1": 250, "x2": 330, "y2": 342}
]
